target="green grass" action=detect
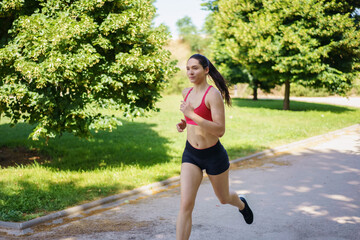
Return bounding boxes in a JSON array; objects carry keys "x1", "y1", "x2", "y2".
[{"x1": 0, "y1": 95, "x2": 359, "y2": 222}]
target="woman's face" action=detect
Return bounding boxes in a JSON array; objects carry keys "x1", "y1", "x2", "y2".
[{"x1": 186, "y1": 58, "x2": 209, "y2": 84}]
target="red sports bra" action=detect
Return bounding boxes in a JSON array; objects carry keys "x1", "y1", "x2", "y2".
[{"x1": 184, "y1": 86, "x2": 213, "y2": 125}]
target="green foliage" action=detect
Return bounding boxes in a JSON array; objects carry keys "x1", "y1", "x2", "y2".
[
  {"x1": 290, "y1": 83, "x2": 331, "y2": 97},
  {"x1": 201, "y1": 0, "x2": 219, "y2": 12},
  {"x1": 0, "y1": 0, "x2": 177, "y2": 140},
  {"x1": 176, "y1": 16, "x2": 197, "y2": 37},
  {"x1": 203, "y1": 1, "x2": 275, "y2": 98},
  {"x1": 163, "y1": 69, "x2": 188, "y2": 95},
  {"x1": 209, "y1": 0, "x2": 360, "y2": 108},
  {"x1": 176, "y1": 16, "x2": 210, "y2": 53},
  {"x1": 350, "y1": 76, "x2": 360, "y2": 95}
]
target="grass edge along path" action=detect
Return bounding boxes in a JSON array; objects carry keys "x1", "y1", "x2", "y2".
[{"x1": 0, "y1": 95, "x2": 360, "y2": 222}]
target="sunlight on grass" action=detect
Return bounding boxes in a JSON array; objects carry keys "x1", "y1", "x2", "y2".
[{"x1": 0, "y1": 95, "x2": 359, "y2": 221}]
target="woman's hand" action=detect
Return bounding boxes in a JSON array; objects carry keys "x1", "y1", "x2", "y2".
[
  {"x1": 180, "y1": 101, "x2": 194, "y2": 118},
  {"x1": 176, "y1": 119, "x2": 187, "y2": 132}
]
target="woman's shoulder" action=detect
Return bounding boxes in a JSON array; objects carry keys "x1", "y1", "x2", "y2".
[
  {"x1": 208, "y1": 86, "x2": 223, "y2": 100},
  {"x1": 205, "y1": 86, "x2": 224, "y2": 108},
  {"x1": 181, "y1": 87, "x2": 192, "y2": 98}
]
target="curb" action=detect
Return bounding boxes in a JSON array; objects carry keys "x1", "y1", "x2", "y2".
[{"x1": 0, "y1": 124, "x2": 359, "y2": 231}]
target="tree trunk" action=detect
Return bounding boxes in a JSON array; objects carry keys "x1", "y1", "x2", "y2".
[
  {"x1": 252, "y1": 84, "x2": 258, "y2": 100},
  {"x1": 0, "y1": 16, "x2": 13, "y2": 47},
  {"x1": 283, "y1": 79, "x2": 290, "y2": 110}
]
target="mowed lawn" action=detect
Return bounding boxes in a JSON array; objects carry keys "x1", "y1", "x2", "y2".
[{"x1": 0, "y1": 95, "x2": 359, "y2": 222}]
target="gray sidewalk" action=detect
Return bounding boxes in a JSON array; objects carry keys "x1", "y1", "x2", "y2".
[
  {"x1": 290, "y1": 96, "x2": 360, "y2": 108},
  {"x1": 2, "y1": 124, "x2": 359, "y2": 240}
]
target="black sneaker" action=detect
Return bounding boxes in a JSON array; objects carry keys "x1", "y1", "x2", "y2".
[{"x1": 239, "y1": 196, "x2": 254, "y2": 224}]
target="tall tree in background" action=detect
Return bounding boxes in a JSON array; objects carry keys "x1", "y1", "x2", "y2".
[
  {"x1": 176, "y1": 16, "x2": 210, "y2": 53},
  {"x1": 211, "y1": 0, "x2": 360, "y2": 109},
  {"x1": 210, "y1": 40, "x2": 276, "y2": 100},
  {"x1": 202, "y1": 0, "x2": 275, "y2": 100},
  {"x1": 0, "y1": 0, "x2": 177, "y2": 141},
  {"x1": 176, "y1": 16, "x2": 197, "y2": 38}
]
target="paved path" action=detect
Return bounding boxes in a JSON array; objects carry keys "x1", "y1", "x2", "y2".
[
  {"x1": 252, "y1": 96, "x2": 360, "y2": 108},
  {"x1": 290, "y1": 96, "x2": 360, "y2": 108},
  {"x1": 2, "y1": 125, "x2": 359, "y2": 240}
]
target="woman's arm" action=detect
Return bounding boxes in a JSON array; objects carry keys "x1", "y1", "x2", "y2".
[
  {"x1": 176, "y1": 88, "x2": 192, "y2": 132},
  {"x1": 180, "y1": 89, "x2": 225, "y2": 138}
]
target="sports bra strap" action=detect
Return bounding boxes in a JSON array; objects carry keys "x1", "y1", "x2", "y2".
[
  {"x1": 184, "y1": 86, "x2": 212, "y2": 102},
  {"x1": 201, "y1": 86, "x2": 212, "y2": 103},
  {"x1": 184, "y1": 88, "x2": 193, "y2": 101}
]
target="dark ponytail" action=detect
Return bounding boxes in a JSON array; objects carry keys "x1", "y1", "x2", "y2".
[{"x1": 189, "y1": 54, "x2": 231, "y2": 106}]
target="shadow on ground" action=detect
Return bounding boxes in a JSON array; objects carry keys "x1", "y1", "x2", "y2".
[{"x1": 0, "y1": 120, "x2": 171, "y2": 171}]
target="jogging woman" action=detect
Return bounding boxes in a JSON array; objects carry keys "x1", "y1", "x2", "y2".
[{"x1": 176, "y1": 54, "x2": 253, "y2": 240}]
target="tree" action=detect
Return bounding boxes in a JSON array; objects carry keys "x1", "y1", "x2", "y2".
[
  {"x1": 202, "y1": 0, "x2": 275, "y2": 100},
  {"x1": 212, "y1": 0, "x2": 360, "y2": 109},
  {"x1": 0, "y1": 0, "x2": 177, "y2": 141},
  {"x1": 209, "y1": 20, "x2": 277, "y2": 100},
  {"x1": 201, "y1": 0, "x2": 219, "y2": 12},
  {"x1": 176, "y1": 16, "x2": 209, "y2": 53}
]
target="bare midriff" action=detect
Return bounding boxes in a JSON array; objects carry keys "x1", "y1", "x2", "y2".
[{"x1": 187, "y1": 124, "x2": 219, "y2": 149}]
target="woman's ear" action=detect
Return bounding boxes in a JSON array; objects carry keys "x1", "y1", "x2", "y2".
[{"x1": 205, "y1": 66, "x2": 210, "y2": 75}]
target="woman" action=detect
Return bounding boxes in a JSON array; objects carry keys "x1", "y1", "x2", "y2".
[{"x1": 176, "y1": 54, "x2": 253, "y2": 240}]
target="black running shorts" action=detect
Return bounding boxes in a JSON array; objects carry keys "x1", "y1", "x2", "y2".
[{"x1": 182, "y1": 140, "x2": 230, "y2": 175}]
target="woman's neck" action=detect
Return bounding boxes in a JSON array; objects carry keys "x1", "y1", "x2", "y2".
[{"x1": 192, "y1": 81, "x2": 209, "y2": 93}]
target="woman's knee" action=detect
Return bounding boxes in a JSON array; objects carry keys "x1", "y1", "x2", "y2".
[{"x1": 180, "y1": 199, "x2": 196, "y2": 213}]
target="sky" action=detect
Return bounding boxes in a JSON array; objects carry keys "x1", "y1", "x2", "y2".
[{"x1": 153, "y1": 0, "x2": 210, "y2": 39}]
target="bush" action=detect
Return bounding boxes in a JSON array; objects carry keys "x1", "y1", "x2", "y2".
[
  {"x1": 0, "y1": 0, "x2": 177, "y2": 140},
  {"x1": 290, "y1": 84, "x2": 331, "y2": 97}
]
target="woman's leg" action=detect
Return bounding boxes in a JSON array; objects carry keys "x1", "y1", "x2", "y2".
[
  {"x1": 176, "y1": 163, "x2": 203, "y2": 240},
  {"x1": 207, "y1": 169, "x2": 245, "y2": 210},
  {"x1": 208, "y1": 168, "x2": 254, "y2": 224}
]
